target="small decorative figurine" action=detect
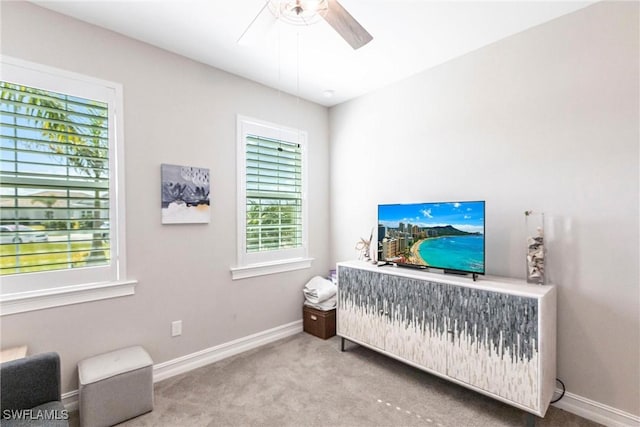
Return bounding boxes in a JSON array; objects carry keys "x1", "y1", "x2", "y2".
[{"x1": 355, "y1": 229, "x2": 373, "y2": 262}]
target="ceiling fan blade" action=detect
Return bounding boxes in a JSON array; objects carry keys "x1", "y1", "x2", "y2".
[
  {"x1": 237, "y1": 1, "x2": 277, "y2": 46},
  {"x1": 322, "y1": 0, "x2": 373, "y2": 50}
]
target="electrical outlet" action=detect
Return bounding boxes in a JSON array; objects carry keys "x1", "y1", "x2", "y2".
[{"x1": 171, "y1": 320, "x2": 182, "y2": 337}]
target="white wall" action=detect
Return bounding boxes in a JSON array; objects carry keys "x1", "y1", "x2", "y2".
[
  {"x1": 0, "y1": 2, "x2": 330, "y2": 393},
  {"x1": 329, "y1": 1, "x2": 639, "y2": 417}
]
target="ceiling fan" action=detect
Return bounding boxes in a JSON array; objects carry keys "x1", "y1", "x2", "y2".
[{"x1": 238, "y1": 0, "x2": 373, "y2": 50}]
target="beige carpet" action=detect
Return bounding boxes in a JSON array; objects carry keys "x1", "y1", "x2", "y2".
[{"x1": 70, "y1": 332, "x2": 601, "y2": 426}]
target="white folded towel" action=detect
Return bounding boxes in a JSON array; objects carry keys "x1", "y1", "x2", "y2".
[
  {"x1": 303, "y1": 276, "x2": 337, "y2": 304},
  {"x1": 304, "y1": 295, "x2": 336, "y2": 311}
]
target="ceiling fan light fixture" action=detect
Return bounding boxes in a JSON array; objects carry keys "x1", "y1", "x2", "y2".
[
  {"x1": 268, "y1": 0, "x2": 329, "y2": 26},
  {"x1": 241, "y1": 0, "x2": 372, "y2": 50}
]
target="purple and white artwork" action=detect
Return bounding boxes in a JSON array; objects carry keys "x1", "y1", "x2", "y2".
[{"x1": 161, "y1": 164, "x2": 210, "y2": 224}]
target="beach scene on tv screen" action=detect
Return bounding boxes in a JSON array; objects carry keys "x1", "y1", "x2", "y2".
[{"x1": 378, "y1": 201, "x2": 485, "y2": 274}]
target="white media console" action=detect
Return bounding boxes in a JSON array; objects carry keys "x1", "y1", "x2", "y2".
[{"x1": 336, "y1": 260, "x2": 557, "y2": 417}]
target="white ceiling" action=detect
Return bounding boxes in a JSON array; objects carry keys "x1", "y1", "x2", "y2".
[{"x1": 30, "y1": 0, "x2": 594, "y2": 107}]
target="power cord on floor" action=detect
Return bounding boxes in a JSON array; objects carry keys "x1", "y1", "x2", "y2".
[{"x1": 550, "y1": 378, "x2": 566, "y2": 403}]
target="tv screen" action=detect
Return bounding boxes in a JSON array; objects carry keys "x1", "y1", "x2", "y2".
[{"x1": 377, "y1": 201, "x2": 485, "y2": 275}]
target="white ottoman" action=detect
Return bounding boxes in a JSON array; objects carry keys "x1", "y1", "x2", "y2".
[{"x1": 78, "y1": 346, "x2": 153, "y2": 427}]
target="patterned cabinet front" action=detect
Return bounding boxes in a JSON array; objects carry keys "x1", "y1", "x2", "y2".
[
  {"x1": 382, "y1": 275, "x2": 449, "y2": 374},
  {"x1": 445, "y1": 286, "x2": 540, "y2": 411},
  {"x1": 337, "y1": 263, "x2": 551, "y2": 415},
  {"x1": 337, "y1": 266, "x2": 387, "y2": 350}
]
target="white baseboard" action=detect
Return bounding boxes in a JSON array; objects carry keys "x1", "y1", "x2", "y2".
[
  {"x1": 62, "y1": 320, "x2": 303, "y2": 411},
  {"x1": 552, "y1": 389, "x2": 640, "y2": 427},
  {"x1": 153, "y1": 319, "x2": 302, "y2": 382},
  {"x1": 62, "y1": 390, "x2": 78, "y2": 412}
]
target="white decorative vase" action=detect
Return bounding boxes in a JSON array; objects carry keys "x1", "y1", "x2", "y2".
[{"x1": 525, "y1": 211, "x2": 545, "y2": 285}]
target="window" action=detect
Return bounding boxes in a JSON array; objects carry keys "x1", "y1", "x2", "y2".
[
  {"x1": 232, "y1": 116, "x2": 312, "y2": 279},
  {"x1": 0, "y1": 57, "x2": 134, "y2": 314}
]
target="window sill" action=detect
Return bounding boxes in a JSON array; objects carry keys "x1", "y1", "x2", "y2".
[
  {"x1": 0, "y1": 279, "x2": 137, "y2": 316},
  {"x1": 231, "y1": 258, "x2": 314, "y2": 280}
]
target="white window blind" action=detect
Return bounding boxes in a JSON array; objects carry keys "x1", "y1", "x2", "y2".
[
  {"x1": 0, "y1": 81, "x2": 111, "y2": 276},
  {"x1": 0, "y1": 57, "x2": 133, "y2": 315},
  {"x1": 233, "y1": 116, "x2": 311, "y2": 279},
  {"x1": 245, "y1": 135, "x2": 302, "y2": 253}
]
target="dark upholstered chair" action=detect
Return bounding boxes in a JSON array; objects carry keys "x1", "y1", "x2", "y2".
[{"x1": 0, "y1": 352, "x2": 69, "y2": 426}]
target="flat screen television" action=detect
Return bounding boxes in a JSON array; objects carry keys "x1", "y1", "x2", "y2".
[{"x1": 377, "y1": 201, "x2": 485, "y2": 276}]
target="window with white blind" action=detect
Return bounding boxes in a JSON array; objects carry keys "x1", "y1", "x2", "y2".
[
  {"x1": 232, "y1": 116, "x2": 311, "y2": 280},
  {"x1": 0, "y1": 57, "x2": 134, "y2": 314}
]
